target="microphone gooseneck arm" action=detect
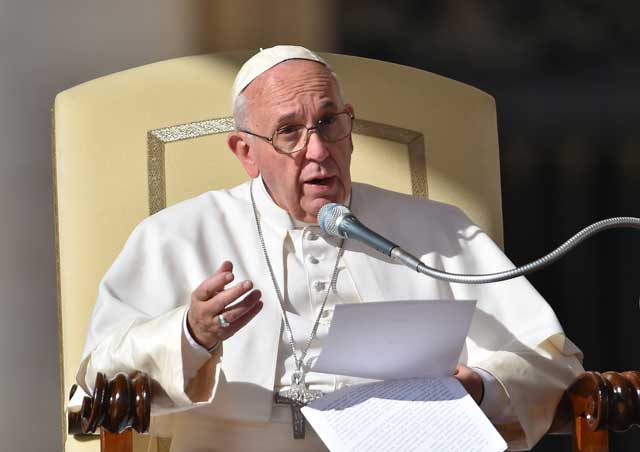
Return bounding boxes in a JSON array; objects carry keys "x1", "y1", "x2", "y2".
[
  {"x1": 317, "y1": 203, "x2": 640, "y2": 285},
  {"x1": 393, "y1": 217, "x2": 640, "y2": 284}
]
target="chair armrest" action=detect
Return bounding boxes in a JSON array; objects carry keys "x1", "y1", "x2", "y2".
[
  {"x1": 548, "y1": 371, "x2": 640, "y2": 452},
  {"x1": 68, "y1": 372, "x2": 151, "y2": 435},
  {"x1": 550, "y1": 371, "x2": 640, "y2": 433}
]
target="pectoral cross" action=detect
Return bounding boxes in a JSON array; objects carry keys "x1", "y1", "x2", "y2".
[{"x1": 275, "y1": 370, "x2": 324, "y2": 439}]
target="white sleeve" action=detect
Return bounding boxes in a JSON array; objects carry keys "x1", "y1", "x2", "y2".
[
  {"x1": 474, "y1": 337, "x2": 583, "y2": 450},
  {"x1": 76, "y1": 214, "x2": 226, "y2": 414},
  {"x1": 473, "y1": 367, "x2": 516, "y2": 424},
  {"x1": 77, "y1": 305, "x2": 221, "y2": 413}
]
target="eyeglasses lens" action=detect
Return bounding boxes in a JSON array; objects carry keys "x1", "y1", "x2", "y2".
[{"x1": 274, "y1": 113, "x2": 352, "y2": 154}]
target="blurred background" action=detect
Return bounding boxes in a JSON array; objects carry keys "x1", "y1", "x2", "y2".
[
  {"x1": 340, "y1": 3, "x2": 640, "y2": 449},
  {"x1": 0, "y1": 1, "x2": 637, "y2": 450}
]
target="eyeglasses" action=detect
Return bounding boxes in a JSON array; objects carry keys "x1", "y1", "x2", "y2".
[{"x1": 239, "y1": 111, "x2": 354, "y2": 154}]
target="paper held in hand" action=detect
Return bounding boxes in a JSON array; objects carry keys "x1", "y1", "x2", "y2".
[
  {"x1": 304, "y1": 300, "x2": 507, "y2": 452},
  {"x1": 302, "y1": 377, "x2": 506, "y2": 452}
]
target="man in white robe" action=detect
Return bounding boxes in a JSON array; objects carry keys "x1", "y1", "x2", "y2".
[{"x1": 77, "y1": 46, "x2": 583, "y2": 451}]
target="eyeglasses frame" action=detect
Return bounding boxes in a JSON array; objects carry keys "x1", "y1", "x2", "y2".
[{"x1": 237, "y1": 110, "x2": 354, "y2": 154}]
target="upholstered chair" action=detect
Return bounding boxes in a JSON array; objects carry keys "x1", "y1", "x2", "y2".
[{"x1": 53, "y1": 51, "x2": 638, "y2": 452}]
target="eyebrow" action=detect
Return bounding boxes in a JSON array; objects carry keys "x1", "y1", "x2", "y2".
[
  {"x1": 319, "y1": 100, "x2": 338, "y2": 111},
  {"x1": 275, "y1": 101, "x2": 340, "y2": 125},
  {"x1": 275, "y1": 112, "x2": 299, "y2": 125}
]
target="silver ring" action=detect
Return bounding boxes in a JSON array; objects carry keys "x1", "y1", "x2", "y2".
[{"x1": 217, "y1": 314, "x2": 231, "y2": 328}]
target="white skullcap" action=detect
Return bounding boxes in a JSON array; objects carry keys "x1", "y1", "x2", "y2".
[{"x1": 231, "y1": 45, "x2": 330, "y2": 109}]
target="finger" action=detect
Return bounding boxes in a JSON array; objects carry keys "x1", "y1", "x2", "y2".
[
  {"x1": 219, "y1": 290, "x2": 262, "y2": 323},
  {"x1": 193, "y1": 261, "x2": 234, "y2": 301},
  {"x1": 210, "y1": 280, "x2": 255, "y2": 311},
  {"x1": 193, "y1": 271, "x2": 234, "y2": 302},
  {"x1": 209, "y1": 291, "x2": 260, "y2": 337},
  {"x1": 218, "y1": 260, "x2": 233, "y2": 273},
  {"x1": 220, "y1": 299, "x2": 263, "y2": 338}
]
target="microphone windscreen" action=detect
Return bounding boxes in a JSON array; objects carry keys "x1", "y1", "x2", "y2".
[{"x1": 318, "y1": 203, "x2": 351, "y2": 236}]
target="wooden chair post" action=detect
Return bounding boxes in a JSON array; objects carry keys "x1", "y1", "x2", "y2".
[
  {"x1": 565, "y1": 371, "x2": 640, "y2": 452},
  {"x1": 68, "y1": 372, "x2": 150, "y2": 452},
  {"x1": 101, "y1": 430, "x2": 133, "y2": 452},
  {"x1": 573, "y1": 417, "x2": 608, "y2": 452}
]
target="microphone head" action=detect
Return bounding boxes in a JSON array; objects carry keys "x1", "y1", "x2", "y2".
[{"x1": 317, "y1": 203, "x2": 351, "y2": 237}]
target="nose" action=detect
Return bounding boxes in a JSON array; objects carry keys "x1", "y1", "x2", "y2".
[{"x1": 304, "y1": 129, "x2": 330, "y2": 162}]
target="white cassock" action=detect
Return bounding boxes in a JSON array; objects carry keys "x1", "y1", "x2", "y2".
[{"x1": 77, "y1": 177, "x2": 583, "y2": 451}]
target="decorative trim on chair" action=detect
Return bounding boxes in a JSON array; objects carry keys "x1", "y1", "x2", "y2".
[
  {"x1": 352, "y1": 119, "x2": 427, "y2": 199},
  {"x1": 147, "y1": 117, "x2": 427, "y2": 215},
  {"x1": 147, "y1": 117, "x2": 236, "y2": 215}
]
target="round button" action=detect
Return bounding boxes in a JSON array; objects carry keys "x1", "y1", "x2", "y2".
[
  {"x1": 306, "y1": 232, "x2": 319, "y2": 241},
  {"x1": 313, "y1": 281, "x2": 326, "y2": 291},
  {"x1": 308, "y1": 255, "x2": 320, "y2": 264}
]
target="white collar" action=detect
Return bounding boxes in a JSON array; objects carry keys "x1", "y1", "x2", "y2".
[{"x1": 251, "y1": 175, "x2": 297, "y2": 233}]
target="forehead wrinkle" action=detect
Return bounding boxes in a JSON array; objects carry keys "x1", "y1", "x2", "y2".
[
  {"x1": 243, "y1": 61, "x2": 341, "y2": 129},
  {"x1": 264, "y1": 76, "x2": 336, "y2": 109},
  {"x1": 274, "y1": 99, "x2": 339, "y2": 127}
]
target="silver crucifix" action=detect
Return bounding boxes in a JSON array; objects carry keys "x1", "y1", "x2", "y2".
[{"x1": 275, "y1": 370, "x2": 324, "y2": 439}]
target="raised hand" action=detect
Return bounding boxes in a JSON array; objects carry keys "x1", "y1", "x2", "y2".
[{"x1": 187, "y1": 261, "x2": 263, "y2": 350}]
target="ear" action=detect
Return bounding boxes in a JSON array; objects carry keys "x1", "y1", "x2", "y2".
[
  {"x1": 228, "y1": 132, "x2": 260, "y2": 178},
  {"x1": 345, "y1": 103, "x2": 355, "y2": 117}
]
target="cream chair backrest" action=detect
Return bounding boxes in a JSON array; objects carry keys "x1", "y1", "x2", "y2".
[{"x1": 54, "y1": 51, "x2": 502, "y2": 451}]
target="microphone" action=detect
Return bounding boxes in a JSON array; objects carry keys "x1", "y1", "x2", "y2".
[
  {"x1": 318, "y1": 203, "x2": 424, "y2": 271},
  {"x1": 317, "y1": 202, "x2": 640, "y2": 285},
  {"x1": 318, "y1": 203, "x2": 397, "y2": 255}
]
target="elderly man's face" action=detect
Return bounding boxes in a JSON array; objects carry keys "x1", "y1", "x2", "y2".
[{"x1": 229, "y1": 60, "x2": 353, "y2": 223}]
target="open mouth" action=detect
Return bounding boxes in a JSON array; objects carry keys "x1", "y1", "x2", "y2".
[{"x1": 306, "y1": 176, "x2": 334, "y2": 186}]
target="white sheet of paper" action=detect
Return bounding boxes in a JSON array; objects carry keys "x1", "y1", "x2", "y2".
[
  {"x1": 302, "y1": 377, "x2": 507, "y2": 452},
  {"x1": 311, "y1": 300, "x2": 476, "y2": 380}
]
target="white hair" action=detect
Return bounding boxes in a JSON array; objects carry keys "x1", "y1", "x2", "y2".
[{"x1": 233, "y1": 90, "x2": 250, "y2": 131}]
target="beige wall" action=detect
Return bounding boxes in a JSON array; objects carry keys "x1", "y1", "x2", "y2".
[
  {"x1": 207, "y1": 0, "x2": 337, "y2": 51},
  {"x1": 0, "y1": 1, "x2": 334, "y2": 450}
]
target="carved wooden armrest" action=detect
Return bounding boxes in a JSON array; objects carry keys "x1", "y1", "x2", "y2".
[
  {"x1": 68, "y1": 372, "x2": 151, "y2": 435},
  {"x1": 567, "y1": 371, "x2": 640, "y2": 432},
  {"x1": 550, "y1": 371, "x2": 640, "y2": 451}
]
